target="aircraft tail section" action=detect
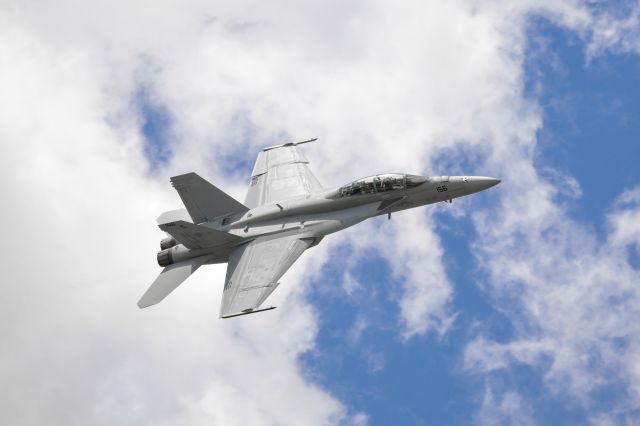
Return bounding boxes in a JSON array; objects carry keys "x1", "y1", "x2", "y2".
[
  {"x1": 170, "y1": 172, "x2": 249, "y2": 224},
  {"x1": 138, "y1": 256, "x2": 209, "y2": 308}
]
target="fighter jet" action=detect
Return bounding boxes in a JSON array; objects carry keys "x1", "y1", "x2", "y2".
[{"x1": 138, "y1": 139, "x2": 500, "y2": 318}]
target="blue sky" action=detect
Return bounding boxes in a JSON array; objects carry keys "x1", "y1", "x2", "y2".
[
  {"x1": 3, "y1": 2, "x2": 640, "y2": 425},
  {"x1": 136, "y1": 15, "x2": 640, "y2": 424},
  {"x1": 133, "y1": 11, "x2": 640, "y2": 426},
  {"x1": 527, "y1": 19, "x2": 640, "y2": 234}
]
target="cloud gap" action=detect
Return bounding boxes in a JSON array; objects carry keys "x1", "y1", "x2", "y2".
[{"x1": 135, "y1": 84, "x2": 173, "y2": 170}]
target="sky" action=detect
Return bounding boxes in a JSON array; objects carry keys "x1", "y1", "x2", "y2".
[{"x1": 1, "y1": 1, "x2": 640, "y2": 425}]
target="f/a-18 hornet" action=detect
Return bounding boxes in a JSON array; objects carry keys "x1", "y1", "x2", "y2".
[{"x1": 138, "y1": 139, "x2": 500, "y2": 318}]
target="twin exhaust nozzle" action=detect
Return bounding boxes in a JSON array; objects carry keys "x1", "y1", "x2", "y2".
[
  {"x1": 157, "y1": 249, "x2": 173, "y2": 267},
  {"x1": 158, "y1": 237, "x2": 177, "y2": 266},
  {"x1": 160, "y1": 237, "x2": 177, "y2": 250}
]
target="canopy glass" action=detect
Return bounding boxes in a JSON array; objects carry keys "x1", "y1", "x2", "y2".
[{"x1": 339, "y1": 174, "x2": 427, "y2": 197}]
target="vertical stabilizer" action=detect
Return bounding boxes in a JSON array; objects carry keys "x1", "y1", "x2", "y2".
[{"x1": 170, "y1": 173, "x2": 249, "y2": 224}]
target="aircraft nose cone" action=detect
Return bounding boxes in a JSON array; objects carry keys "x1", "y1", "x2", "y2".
[
  {"x1": 481, "y1": 177, "x2": 501, "y2": 188},
  {"x1": 466, "y1": 176, "x2": 501, "y2": 192}
]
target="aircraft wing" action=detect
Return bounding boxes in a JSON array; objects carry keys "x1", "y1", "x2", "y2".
[
  {"x1": 219, "y1": 233, "x2": 313, "y2": 318},
  {"x1": 244, "y1": 139, "x2": 323, "y2": 208}
]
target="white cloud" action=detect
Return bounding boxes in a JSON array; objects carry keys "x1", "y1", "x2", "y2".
[
  {"x1": 585, "y1": 3, "x2": 640, "y2": 57},
  {"x1": 347, "y1": 315, "x2": 370, "y2": 344},
  {"x1": 475, "y1": 384, "x2": 535, "y2": 426},
  {"x1": 453, "y1": 1, "x2": 640, "y2": 421},
  {"x1": 2, "y1": 0, "x2": 640, "y2": 423},
  {"x1": 341, "y1": 271, "x2": 364, "y2": 297},
  {"x1": 608, "y1": 187, "x2": 640, "y2": 252},
  {"x1": 465, "y1": 130, "x2": 640, "y2": 419},
  {"x1": 0, "y1": 16, "x2": 349, "y2": 426},
  {"x1": 383, "y1": 211, "x2": 456, "y2": 339}
]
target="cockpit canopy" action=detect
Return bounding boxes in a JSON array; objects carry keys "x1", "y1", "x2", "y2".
[{"x1": 338, "y1": 173, "x2": 427, "y2": 197}]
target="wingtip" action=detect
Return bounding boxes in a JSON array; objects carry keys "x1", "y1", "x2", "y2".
[
  {"x1": 137, "y1": 298, "x2": 156, "y2": 309},
  {"x1": 220, "y1": 306, "x2": 277, "y2": 319},
  {"x1": 169, "y1": 172, "x2": 200, "y2": 189},
  {"x1": 263, "y1": 138, "x2": 317, "y2": 151}
]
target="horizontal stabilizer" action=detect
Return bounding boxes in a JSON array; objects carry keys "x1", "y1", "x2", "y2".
[
  {"x1": 159, "y1": 220, "x2": 242, "y2": 250},
  {"x1": 138, "y1": 256, "x2": 210, "y2": 308},
  {"x1": 171, "y1": 172, "x2": 249, "y2": 224},
  {"x1": 156, "y1": 208, "x2": 192, "y2": 225}
]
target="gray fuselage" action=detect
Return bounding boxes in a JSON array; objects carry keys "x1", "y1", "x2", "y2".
[{"x1": 159, "y1": 174, "x2": 499, "y2": 266}]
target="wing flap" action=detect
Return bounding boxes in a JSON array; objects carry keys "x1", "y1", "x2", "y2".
[{"x1": 220, "y1": 234, "x2": 312, "y2": 318}]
